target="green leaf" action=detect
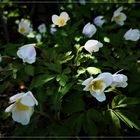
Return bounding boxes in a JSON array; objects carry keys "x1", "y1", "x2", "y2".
[
  {"x1": 110, "y1": 110, "x2": 121, "y2": 129},
  {"x1": 24, "y1": 65, "x2": 34, "y2": 76},
  {"x1": 45, "y1": 63, "x2": 62, "y2": 73},
  {"x1": 64, "y1": 113, "x2": 85, "y2": 135},
  {"x1": 73, "y1": 113, "x2": 85, "y2": 135},
  {"x1": 59, "y1": 51, "x2": 74, "y2": 64},
  {"x1": 83, "y1": 112, "x2": 97, "y2": 137},
  {"x1": 76, "y1": 67, "x2": 86, "y2": 77},
  {"x1": 57, "y1": 74, "x2": 68, "y2": 86},
  {"x1": 114, "y1": 110, "x2": 140, "y2": 130},
  {"x1": 86, "y1": 67, "x2": 101, "y2": 75},
  {"x1": 87, "y1": 108, "x2": 103, "y2": 122},
  {"x1": 30, "y1": 74, "x2": 55, "y2": 89},
  {"x1": 59, "y1": 82, "x2": 74, "y2": 96},
  {"x1": 62, "y1": 93, "x2": 85, "y2": 114},
  {"x1": 112, "y1": 95, "x2": 140, "y2": 109}
]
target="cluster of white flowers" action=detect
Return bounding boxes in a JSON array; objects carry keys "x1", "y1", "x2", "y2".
[
  {"x1": 5, "y1": 7, "x2": 133, "y2": 125},
  {"x1": 82, "y1": 7, "x2": 139, "y2": 42},
  {"x1": 82, "y1": 72, "x2": 128, "y2": 102}
]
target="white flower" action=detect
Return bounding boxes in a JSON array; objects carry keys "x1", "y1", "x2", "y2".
[
  {"x1": 111, "y1": 7, "x2": 127, "y2": 26},
  {"x1": 52, "y1": 12, "x2": 70, "y2": 27},
  {"x1": 82, "y1": 72, "x2": 113, "y2": 102},
  {"x1": 82, "y1": 23, "x2": 97, "y2": 38},
  {"x1": 18, "y1": 19, "x2": 32, "y2": 35},
  {"x1": 50, "y1": 27, "x2": 57, "y2": 35},
  {"x1": 124, "y1": 28, "x2": 140, "y2": 41},
  {"x1": 93, "y1": 16, "x2": 105, "y2": 27},
  {"x1": 38, "y1": 23, "x2": 46, "y2": 33},
  {"x1": 111, "y1": 73, "x2": 128, "y2": 88},
  {"x1": 84, "y1": 40, "x2": 103, "y2": 53},
  {"x1": 5, "y1": 91, "x2": 38, "y2": 125},
  {"x1": 17, "y1": 44, "x2": 36, "y2": 64},
  {"x1": 36, "y1": 34, "x2": 42, "y2": 42}
]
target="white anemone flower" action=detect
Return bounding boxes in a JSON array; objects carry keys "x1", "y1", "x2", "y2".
[
  {"x1": 5, "y1": 91, "x2": 38, "y2": 125},
  {"x1": 111, "y1": 7, "x2": 127, "y2": 26},
  {"x1": 18, "y1": 19, "x2": 32, "y2": 35},
  {"x1": 82, "y1": 72, "x2": 113, "y2": 102},
  {"x1": 17, "y1": 44, "x2": 36, "y2": 64},
  {"x1": 84, "y1": 40, "x2": 103, "y2": 53},
  {"x1": 124, "y1": 28, "x2": 140, "y2": 41},
  {"x1": 52, "y1": 12, "x2": 70, "y2": 27},
  {"x1": 93, "y1": 16, "x2": 105, "y2": 27},
  {"x1": 111, "y1": 73, "x2": 128, "y2": 88},
  {"x1": 82, "y1": 22, "x2": 97, "y2": 38},
  {"x1": 38, "y1": 23, "x2": 46, "y2": 33}
]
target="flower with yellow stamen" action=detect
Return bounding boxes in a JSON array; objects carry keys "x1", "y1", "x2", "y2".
[
  {"x1": 18, "y1": 19, "x2": 32, "y2": 35},
  {"x1": 52, "y1": 12, "x2": 70, "y2": 27},
  {"x1": 82, "y1": 72, "x2": 113, "y2": 102},
  {"x1": 5, "y1": 91, "x2": 38, "y2": 125},
  {"x1": 111, "y1": 7, "x2": 127, "y2": 26}
]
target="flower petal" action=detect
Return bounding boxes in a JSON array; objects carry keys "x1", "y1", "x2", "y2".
[
  {"x1": 120, "y1": 13, "x2": 127, "y2": 21},
  {"x1": 5, "y1": 103, "x2": 15, "y2": 112},
  {"x1": 97, "y1": 72, "x2": 113, "y2": 87},
  {"x1": 84, "y1": 40, "x2": 102, "y2": 53},
  {"x1": 9, "y1": 93, "x2": 25, "y2": 103},
  {"x1": 112, "y1": 74, "x2": 128, "y2": 88},
  {"x1": 91, "y1": 92, "x2": 106, "y2": 102},
  {"x1": 60, "y1": 12, "x2": 70, "y2": 21},
  {"x1": 12, "y1": 107, "x2": 33, "y2": 125},
  {"x1": 21, "y1": 91, "x2": 38, "y2": 106},
  {"x1": 82, "y1": 23, "x2": 96, "y2": 38},
  {"x1": 82, "y1": 77, "x2": 93, "y2": 85},
  {"x1": 52, "y1": 15, "x2": 59, "y2": 25}
]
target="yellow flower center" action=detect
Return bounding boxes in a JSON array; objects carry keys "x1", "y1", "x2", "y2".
[
  {"x1": 57, "y1": 18, "x2": 65, "y2": 26},
  {"x1": 20, "y1": 27, "x2": 26, "y2": 33},
  {"x1": 16, "y1": 99, "x2": 29, "y2": 111},
  {"x1": 114, "y1": 14, "x2": 122, "y2": 20},
  {"x1": 88, "y1": 80, "x2": 104, "y2": 91}
]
